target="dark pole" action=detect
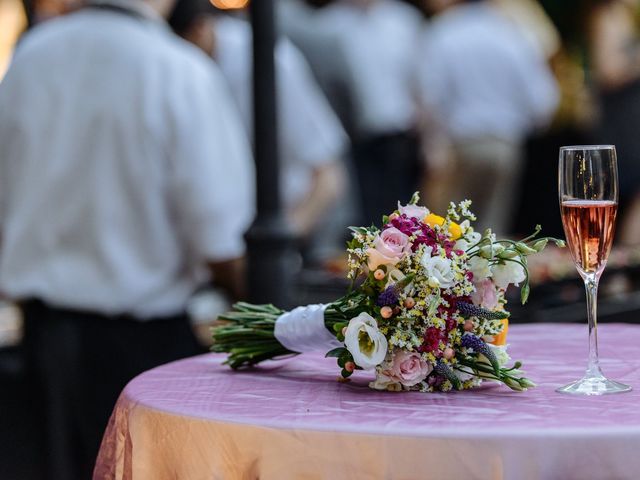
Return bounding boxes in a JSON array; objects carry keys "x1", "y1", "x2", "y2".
[{"x1": 246, "y1": 0, "x2": 295, "y2": 307}]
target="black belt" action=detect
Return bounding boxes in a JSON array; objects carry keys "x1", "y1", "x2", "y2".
[{"x1": 19, "y1": 298, "x2": 186, "y2": 324}]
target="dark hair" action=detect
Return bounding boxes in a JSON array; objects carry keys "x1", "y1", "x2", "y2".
[{"x1": 168, "y1": 0, "x2": 218, "y2": 35}]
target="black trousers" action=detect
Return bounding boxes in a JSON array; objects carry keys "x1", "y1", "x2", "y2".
[
  {"x1": 21, "y1": 300, "x2": 204, "y2": 480},
  {"x1": 352, "y1": 131, "x2": 422, "y2": 227}
]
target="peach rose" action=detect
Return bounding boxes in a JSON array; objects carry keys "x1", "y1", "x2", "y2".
[
  {"x1": 387, "y1": 350, "x2": 432, "y2": 387},
  {"x1": 367, "y1": 227, "x2": 411, "y2": 270}
]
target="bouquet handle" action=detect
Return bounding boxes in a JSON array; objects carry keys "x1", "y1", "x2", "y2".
[{"x1": 274, "y1": 304, "x2": 342, "y2": 353}]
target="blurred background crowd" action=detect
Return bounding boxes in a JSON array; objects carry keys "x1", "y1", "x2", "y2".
[{"x1": 3, "y1": 0, "x2": 640, "y2": 478}]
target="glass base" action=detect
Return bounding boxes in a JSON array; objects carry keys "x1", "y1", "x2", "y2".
[{"x1": 556, "y1": 375, "x2": 632, "y2": 395}]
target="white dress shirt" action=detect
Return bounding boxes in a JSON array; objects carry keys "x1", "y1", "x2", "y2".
[
  {"x1": 0, "y1": 2, "x2": 255, "y2": 318},
  {"x1": 317, "y1": 0, "x2": 423, "y2": 137},
  {"x1": 416, "y1": 3, "x2": 559, "y2": 143},
  {"x1": 213, "y1": 15, "x2": 348, "y2": 207}
]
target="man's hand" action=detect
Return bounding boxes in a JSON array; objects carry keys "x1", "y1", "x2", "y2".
[{"x1": 208, "y1": 257, "x2": 246, "y2": 301}]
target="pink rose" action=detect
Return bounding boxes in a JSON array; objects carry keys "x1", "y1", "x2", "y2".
[
  {"x1": 386, "y1": 350, "x2": 432, "y2": 387},
  {"x1": 367, "y1": 227, "x2": 411, "y2": 270},
  {"x1": 398, "y1": 203, "x2": 429, "y2": 220},
  {"x1": 471, "y1": 278, "x2": 499, "y2": 310}
]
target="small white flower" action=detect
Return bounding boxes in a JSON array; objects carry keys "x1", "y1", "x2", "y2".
[
  {"x1": 421, "y1": 254, "x2": 455, "y2": 289},
  {"x1": 491, "y1": 262, "x2": 526, "y2": 289},
  {"x1": 468, "y1": 257, "x2": 491, "y2": 280},
  {"x1": 454, "y1": 231, "x2": 481, "y2": 252},
  {"x1": 344, "y1": 312, "x2": 388, "y2": 370}
]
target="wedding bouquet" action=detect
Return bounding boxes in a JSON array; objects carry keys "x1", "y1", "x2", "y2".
[{"x1": 212, "y1": 194, "x2": 563, "y2": 392}]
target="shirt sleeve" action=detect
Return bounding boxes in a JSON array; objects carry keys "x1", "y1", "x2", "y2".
[
  {"x1": 276, "y1": 40, "x2": 348, "y2": 167},
  {"x1": 168, "y1": 58, "x2": 255, "y2": 262},
  {"x1": 415, "y1": 30, "x2": 452, "y2": 123},
  {"x1": 511, "y1": 36, "x2": 560, "y2": 129}
]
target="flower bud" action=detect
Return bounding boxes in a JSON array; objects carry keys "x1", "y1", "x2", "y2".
[
  {"x1": 498, "y1": 249, "x2": 519, "y2": 259},
  {"x1": 479, "y1": 245, "x2": 495, "y2": 259},
  {"x1": 531, "y1": 239, "x2": 548, "y2": 252},
  {"x1": 515, "y1": 242, "x2": 537, "y2": 255}
]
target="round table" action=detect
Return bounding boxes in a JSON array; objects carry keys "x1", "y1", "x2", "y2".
[{"x1": 94, "y1": 324, "x2": 640, "y2": 480}]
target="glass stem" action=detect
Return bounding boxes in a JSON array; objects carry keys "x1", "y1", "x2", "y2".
[{"x1": 583, "y1": 273, "x2": 603, "y2": 379}]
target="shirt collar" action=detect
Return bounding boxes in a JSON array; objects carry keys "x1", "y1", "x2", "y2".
[{"x1": 86, "y1": 0, "x2": 165, "y2": 24}]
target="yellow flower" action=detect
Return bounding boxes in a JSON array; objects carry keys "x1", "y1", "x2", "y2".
[{"x1": 423, "y1": 213, "x2": 462, "y2": 240}]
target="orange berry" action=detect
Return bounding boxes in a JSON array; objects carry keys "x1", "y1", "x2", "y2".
[
  {"x1": 381, "y1": 306, "x2": 393, "y2": 319},
  {"x1": 374, "y1": 269, "x2": 385, "y2": 280}
]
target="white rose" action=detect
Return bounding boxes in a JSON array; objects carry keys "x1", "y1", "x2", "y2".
[
  {"x1": 468, "y1": 257, "x2": 491, "y2": 281},
  {"x1": 491, "y1": 262, "x2": 526, "y2": 289},
  {"x1": 344, "y1": 312, "x2": 388, "y2": 370},
  {"x1": 486, "y1": 344, "x2": 510, "y2": 367},
  {"x1": 421, "y1": 254, "x2": 455, "y2": 289}
]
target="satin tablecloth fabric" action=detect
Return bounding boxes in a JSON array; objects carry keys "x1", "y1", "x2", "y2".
[{"x1": 94, "y1": 324, "x2": 640, "y2": 480}]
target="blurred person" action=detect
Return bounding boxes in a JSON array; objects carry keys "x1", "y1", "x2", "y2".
[
  {"x1": 416, "y1": 0, "x2": 559, "y2": 234},
  {"x1": 169, "y1": 3, "x2": 349, "y2": 258},
  {"x1": 0, "y1": 0, "x2": 255, "y2": 477},
  {"x1": 492, "y1": 0, "x2": 561, "y2": 61},
  {"x1": 276, "y1": 0, "x2": 354, "y2": 133},
  {"x1": 316, "y1": 0, "x2": 424, "y2": 225},
  {"x1": 587, "y1": 0, "x2": 640, "y2": 245}
]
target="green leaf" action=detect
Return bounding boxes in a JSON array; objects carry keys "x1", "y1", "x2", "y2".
[{"x1": 325, "y1": 347, "x2": 348, "y2": 358}]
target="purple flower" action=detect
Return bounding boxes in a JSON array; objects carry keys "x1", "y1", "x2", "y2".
[
  {"x1": 387, "y1": 214, "x2": 421, "y2": 237},
  {"x1": 460, "y1": 334, "x2": 500, "y2": 374},
  {"x1": 460, "y1": 333, "x2": 486, "y2": 351},
  {"x1": 377, "y1": 286, "x2": 399, "y2": 306},
  {"x1": 457, "y1": 302, "x2": 508, "y2": 320}
]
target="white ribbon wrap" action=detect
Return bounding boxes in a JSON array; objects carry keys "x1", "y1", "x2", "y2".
[{"x1": 274, "y1": 304, "x2": 343, "y2": 353}]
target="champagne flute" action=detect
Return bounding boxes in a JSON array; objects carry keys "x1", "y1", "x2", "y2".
[{"x1": 557, "y1": 145, "x2": 631, "y2": 395}]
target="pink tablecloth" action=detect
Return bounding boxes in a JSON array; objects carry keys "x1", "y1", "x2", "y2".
[{"x1": 94, "y1": 324, "x2": 640, "y2": 480}]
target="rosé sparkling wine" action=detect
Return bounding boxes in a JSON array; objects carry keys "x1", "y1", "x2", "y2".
[{"x1": 561, "y1": 199, "x2": 617, "y2": 274}]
